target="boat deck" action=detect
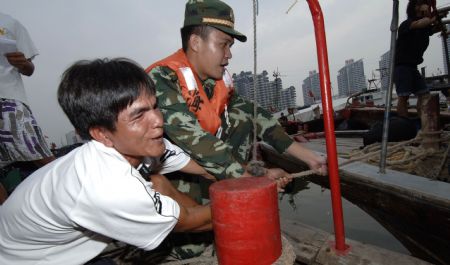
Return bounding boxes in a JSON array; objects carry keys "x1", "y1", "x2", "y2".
[
  {"x1": 297, "y1": 137, "x2": 450, "y2": 204},
  {"x1": 301, "y1": 137, "x2": 364, "y2": 157},
  {"x1": 281, "y1": 219, "x2": 432, "y2": 265}
]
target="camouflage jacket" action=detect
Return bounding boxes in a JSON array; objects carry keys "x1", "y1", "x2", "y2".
[{"x1": 149, "y1": 65, "x2": 293, "y2": 180}]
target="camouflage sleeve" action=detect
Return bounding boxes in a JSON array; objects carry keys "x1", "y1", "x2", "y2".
[
  {"x1": 227, "y1": 92, "x2": 294, "y2": 154},
  {"x1": 148, "y1": 66, "x2": 245, "y2": 180}
]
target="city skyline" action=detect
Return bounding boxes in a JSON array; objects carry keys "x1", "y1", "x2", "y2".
[{"x1": 233, "y1": 70, "x2": 296, "y2": 112}]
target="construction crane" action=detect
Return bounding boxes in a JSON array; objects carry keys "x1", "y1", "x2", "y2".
[
  {"x1": 272, "y1": 67, "x2": 287, "y2": 112},
  {"x1": 367, "y1": 70, "x2": 381, "y2": 90}
]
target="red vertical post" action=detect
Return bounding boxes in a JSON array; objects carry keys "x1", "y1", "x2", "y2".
[{"x1": 306, "y1": 0, "x2": 348, "y2": 251}]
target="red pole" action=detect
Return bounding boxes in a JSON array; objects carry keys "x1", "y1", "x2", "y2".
[{"x1": 306, "y1": 0, "x2": 348, "y2": 252}]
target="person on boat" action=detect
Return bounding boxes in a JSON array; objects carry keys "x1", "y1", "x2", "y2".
[
  {"x1": 0, "y1": 58, "x2": 217, "y2": 264},
  {"x1": 0, "y1": 12, "x2": 55, "y2": 204},
  {"x1": 279, "y1": 112, "x2": 289, "y2": 126},
  {"x1": 146, "y1": 0, "x2": 327, "y2": 187},
  {"x1": 394, "y1": 0, "x2": 441, "y2": 118}
]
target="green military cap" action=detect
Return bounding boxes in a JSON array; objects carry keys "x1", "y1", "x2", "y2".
[{"x1": 183, "y1": 0, "x2": 247, "y2": 42}]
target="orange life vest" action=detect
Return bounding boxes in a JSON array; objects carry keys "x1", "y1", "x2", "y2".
[{"x1": 146, "y1": 49, "x2": 233, "y2": 135}]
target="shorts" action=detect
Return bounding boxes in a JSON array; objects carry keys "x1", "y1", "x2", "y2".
[
  {"x1": 394, "y1": 65, "x2": 428, "y2": 97},
  {"x1": 0, "y1": 98, "x2": 53, "y2": 164}
]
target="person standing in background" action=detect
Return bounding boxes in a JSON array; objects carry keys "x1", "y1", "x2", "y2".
[
  {"x1": 394, "y1": 0, "x2": 441, "y2": 117},
  {"x1": 0, "y1": 12, "x2": 55, "y2": 204}
]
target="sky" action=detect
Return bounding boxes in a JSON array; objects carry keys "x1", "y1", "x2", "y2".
[{"x1": 3, "y1": 0, "x2": 450, "y2": 146}]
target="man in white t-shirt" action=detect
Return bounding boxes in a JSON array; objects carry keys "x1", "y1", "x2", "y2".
[{"x1": 0, "y1": 58, "x2": 213, "y2": 265}]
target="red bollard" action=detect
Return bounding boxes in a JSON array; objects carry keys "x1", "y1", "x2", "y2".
[{"x1": 209, "y1": 176, "x2": 281, "y2": 265}]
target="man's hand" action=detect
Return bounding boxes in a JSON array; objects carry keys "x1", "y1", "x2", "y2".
[
  {"x1": 5, "y1": 52, "x2": 34, "y2": 76},
  {"x1": 287, "y1": 141, "x2": 328, "y2": 176},
  {"x1": 242, "y1": 166, "x2": 292, "y2": 192},
  {"x1": 438, "y1": 10, "x2": 449, "y2": 20},
  {"x1": 266, "y1": 168, "x2": 293, "y2": 192},
  {"x1": 306, "y1": 153, "x2": 327, "y2": 176}
]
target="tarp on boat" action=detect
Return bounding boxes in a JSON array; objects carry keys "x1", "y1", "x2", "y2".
[{"x1": 293, "y1": 97, "x2": 349, "y2": 123}]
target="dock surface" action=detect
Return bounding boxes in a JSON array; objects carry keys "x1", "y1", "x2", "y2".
[{"x1": 281, "y1": 219, "x2": 432, "y2": 265}]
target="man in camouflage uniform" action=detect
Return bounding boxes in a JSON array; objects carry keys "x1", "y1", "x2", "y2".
[
  {"x1": 147, "y1": 0, "x2": 327, "y2": 185},
  {"x1": 146, "y1": 1, "x2": 327, "y2": 258}
]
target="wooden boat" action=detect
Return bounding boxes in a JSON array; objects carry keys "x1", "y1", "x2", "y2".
[{"x1": 260, "y1": 137, "x2": 450, "y2": 265}]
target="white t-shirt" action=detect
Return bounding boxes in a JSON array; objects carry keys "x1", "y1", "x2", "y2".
[
  {"x1": 0, "y1": 139, "x2": 189, "y2": 265},
  {"x1": 0, "y1": 12, "x2": 38, "y2": 104},
  {"x1": 143, "y1": 138, "x2": 190, "y2": 175}
]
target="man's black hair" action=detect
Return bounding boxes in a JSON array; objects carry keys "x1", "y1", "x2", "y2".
[
  {"x1": 181, "y1": 25, "x2": 214, "y2": 52},
  {"x1": 57, "y1": 58, "x2": 155, "y2": 140},
  {"x1": 407, "y1": 0, "x2": 430, "y2": 20}
]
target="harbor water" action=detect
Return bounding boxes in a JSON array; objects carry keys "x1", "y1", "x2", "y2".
[{"x1": 279, "y1": 179, "x2": 410, "y2": 255}]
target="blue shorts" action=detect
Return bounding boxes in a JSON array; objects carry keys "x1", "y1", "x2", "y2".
[{"x1": 394, "y1": 65, "x2": 428, "y2": 97}]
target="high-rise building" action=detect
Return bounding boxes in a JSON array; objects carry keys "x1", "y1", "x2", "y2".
[
  {"x1": 233, "y1": 70, "x2": 296, "y2": 112},
  {"x1": 337, "y1": 59, "x2": 367, "y2": 97},
  {"x1": 302, "y1": 70, "x2": 321, "y2": 106},
  {"x1": 269, "y1": 76, "x2": 283, "y2": 111},
  {"x1": 232, "y1": 70, "x2": 269, "y2": 110},
  {"x1": 232, "y1": 71, "x2": 253, "y2": 99},
  {"x1": 280, "y1": 86, "x2": 297, "y2": 110},
  {"x1": 379, "y1": 51, "x2": 390, "y2": 91},
  {"x1": 442, "y1": 25, "x2": 450, "y2": 74},
  {"x1": 65, "y1": 130, "x2": 83, "y2": 146},
  {"x1": 257, "y1": 70, "x2": 273, "y2": 111}
]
